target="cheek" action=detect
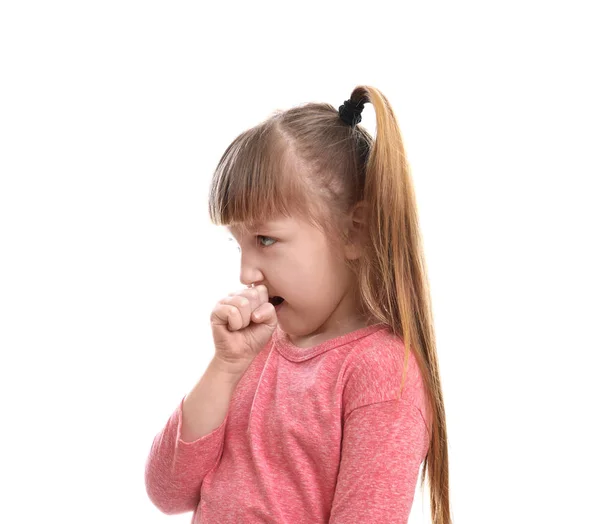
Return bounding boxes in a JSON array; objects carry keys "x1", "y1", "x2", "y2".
[{"x1": 293, "y1": 257, "x2": 337, "y2": 293}]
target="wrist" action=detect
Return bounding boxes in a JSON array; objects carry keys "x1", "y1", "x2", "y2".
[{"x1": 209, "y1": 356, "x2": 249, "y2": 382}]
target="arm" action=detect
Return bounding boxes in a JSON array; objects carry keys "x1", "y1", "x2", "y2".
[
  {"x1": 181, "y1": 357, "x2": 245, "y2": 441},
  {"x1": 329, "y1": 399, "x2": 429, "y2": 524},
  {"x1": 144, "y1": 358, "x2": 244, "y2": 515}
]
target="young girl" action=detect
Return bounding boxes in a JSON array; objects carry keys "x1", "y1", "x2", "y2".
[{"x1": 145, "y1": 85, "x2": 452, "y2": 524}]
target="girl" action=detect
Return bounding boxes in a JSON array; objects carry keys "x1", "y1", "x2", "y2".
[{"x1": 145, "y1": 85, "x2": 452, "y2": 524}]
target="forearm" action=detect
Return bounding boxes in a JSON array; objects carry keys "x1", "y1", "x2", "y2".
[{"x1": 180, "y1": 358, "x2": 245, "y2": 442}]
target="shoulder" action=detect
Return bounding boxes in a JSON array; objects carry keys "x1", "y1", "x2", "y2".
[{"x1": 342, "y1": 327, "x2": 429, "y2": 425}]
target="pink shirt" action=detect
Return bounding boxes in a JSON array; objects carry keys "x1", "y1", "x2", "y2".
[{"x1": 145, "y1": 322, "x2": 431, "y2": 523}]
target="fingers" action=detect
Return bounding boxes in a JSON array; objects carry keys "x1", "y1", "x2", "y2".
[
  {"x1": 221, "y1": 285, "x2": 268, "y2": 311},
  {"x1": 210, "y1": 302, "x2": 241, "y2": 331},
  {"x1": 250, "y1": 300, "x2": 277, "y2": 326},
  {"x1": 222, "y1": 295, "x2": 251, "y2": 330},
  {"x1": 243, "y1": 285, "x2": 268, "y2": 309},
  {"x1": 214, "y1": 284, "x2": 270, "y2": 331}
]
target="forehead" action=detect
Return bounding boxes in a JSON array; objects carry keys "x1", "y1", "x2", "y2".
[{"x1": 226, "y1": 217, "x2": 294, "y2": 235}]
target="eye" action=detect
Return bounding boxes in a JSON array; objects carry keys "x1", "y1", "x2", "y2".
[{"x1": 257, "y1": 235, "x2": 276, "y2": 247}]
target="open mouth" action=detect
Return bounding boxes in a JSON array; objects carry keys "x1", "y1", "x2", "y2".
[{"x1": 269, "y1": 296, "x2": 285, "y2": 308}]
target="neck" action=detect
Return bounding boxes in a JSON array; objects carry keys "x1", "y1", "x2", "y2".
[{"x1": 287, "y1": 285, "x2": 376, "y2": 348}]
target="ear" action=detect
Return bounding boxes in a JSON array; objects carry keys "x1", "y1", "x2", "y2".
[{"x1": 343, "y1": 201, "x2": 369, "y2": 261}]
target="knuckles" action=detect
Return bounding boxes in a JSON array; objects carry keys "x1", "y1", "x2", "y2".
[{"x1": 221, "y1": 284, "x2": 268, "y2": 310}]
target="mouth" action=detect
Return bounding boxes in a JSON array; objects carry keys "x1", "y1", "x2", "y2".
[{"x1": 268, "y1": 296, "x2": 285, "y2": 309}]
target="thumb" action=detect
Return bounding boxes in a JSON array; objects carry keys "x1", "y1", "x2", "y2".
[{"x1": 252, "y1": 302, "x2": 278, "y2": 328}]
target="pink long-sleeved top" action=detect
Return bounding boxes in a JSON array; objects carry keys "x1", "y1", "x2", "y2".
[{"x1": 145, "y1": 322, "x2": 432, "y2": 523}]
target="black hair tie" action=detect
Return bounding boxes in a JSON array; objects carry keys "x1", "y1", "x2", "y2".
[{"x1": 338, "y1": 98, "x2": 365, "y2": 126}]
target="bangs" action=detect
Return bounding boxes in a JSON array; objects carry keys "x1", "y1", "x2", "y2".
[{"x1": 208, "y1": 121, "x2": 312, "y2": 235}]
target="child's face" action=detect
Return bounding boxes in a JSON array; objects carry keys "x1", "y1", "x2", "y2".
[{"x1": 226, "y1": 213, "x2": 361, "y2": 341}]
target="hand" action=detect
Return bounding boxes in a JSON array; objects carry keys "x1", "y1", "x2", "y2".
[{"x1": 210, "y1": 284, "x2": 278, "y2": 374}]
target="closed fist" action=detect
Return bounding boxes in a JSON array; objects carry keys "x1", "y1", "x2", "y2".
[{"x1": 210, "y1": 284, "x2": 278, "y2": 374}]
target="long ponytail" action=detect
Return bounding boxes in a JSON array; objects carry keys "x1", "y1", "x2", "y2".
[{"x1": 354, "y1": 86, "x2": 452, "y2": 524}]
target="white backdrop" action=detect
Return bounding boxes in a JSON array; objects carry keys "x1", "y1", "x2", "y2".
[{"x1": 1, "y1": 1, "x2": 598, "y2": 523}]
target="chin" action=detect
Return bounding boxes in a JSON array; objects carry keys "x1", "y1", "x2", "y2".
[{"x1": 280, "y1": 317, "x2": 324, "y2": 338}]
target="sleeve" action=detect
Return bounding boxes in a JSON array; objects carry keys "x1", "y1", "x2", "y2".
[
  {"x1": 328, "y1": 399, "x2": 429, "y2": 524},
  {"x1": 144, "y1": 395, "x2": 228, "y2": 515}
]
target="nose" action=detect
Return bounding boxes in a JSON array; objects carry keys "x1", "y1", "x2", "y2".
[{"x1": 239, "y1": 251, "x2": 264, "y2": 287}]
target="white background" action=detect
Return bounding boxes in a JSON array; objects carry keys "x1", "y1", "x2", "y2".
[{"x1": 1, "y1": 1, "x2": 598, "y2": 523}]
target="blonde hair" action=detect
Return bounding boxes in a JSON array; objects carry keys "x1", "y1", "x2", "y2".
[{"x1": 208, "y1": 85, "x2": 452, "y2": 524}]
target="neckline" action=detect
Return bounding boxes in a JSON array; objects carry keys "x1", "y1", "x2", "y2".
[{"x1": 273, "y1": 322, "x2": 388, "y2": 362}]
